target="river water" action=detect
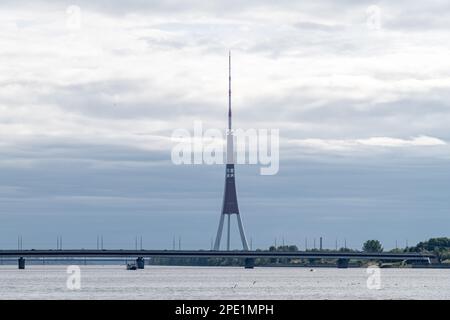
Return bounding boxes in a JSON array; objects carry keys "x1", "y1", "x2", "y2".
[{"x1": 0, "y1": 265, "x2": 448, "y2": 299}]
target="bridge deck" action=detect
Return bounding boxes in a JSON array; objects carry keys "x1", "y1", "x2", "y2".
[{"x1": 0, "y1": 250, "x2": 434, "y2": 261}]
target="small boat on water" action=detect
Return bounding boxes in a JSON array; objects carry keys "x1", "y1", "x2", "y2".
[{"x1": 126, "y1": 263, "x2": 137, "y2": 270}]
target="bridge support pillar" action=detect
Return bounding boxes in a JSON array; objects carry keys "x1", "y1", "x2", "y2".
[
  {"x1": 244, "y1": 258, "x2": 254, "y2": 269},
  {"x1": 18, "y1": 257, "x2": 25, "y2": 269},
  {"x1": 337, "y1": 258, "x2": 349, "y2": 269},
  {"x1": 136, "y1": 257, "x2": 145, "y2": 269}
]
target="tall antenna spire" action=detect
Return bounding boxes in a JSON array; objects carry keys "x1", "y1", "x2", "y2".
[
  {"x1": 214, "y1": 52, "x2": 249, "y2": 251},
  {"x1": 228, "y1": 50, "x2": 232, "y2": 130}
]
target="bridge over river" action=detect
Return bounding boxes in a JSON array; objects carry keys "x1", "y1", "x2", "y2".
[{"x1": 0, "y1": 249, "x2": 435, "y2": 269}]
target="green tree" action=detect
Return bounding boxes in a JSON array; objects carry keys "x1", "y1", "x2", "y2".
[
  {"x1": 415, "y1": 237, "x2": 450, "y2": 252},
  {"x1": 362, "y1": 240, "x2": 383, "y2": 253}
]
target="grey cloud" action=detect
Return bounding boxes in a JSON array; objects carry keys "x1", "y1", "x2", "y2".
[
  {"x1": 1, "y1": 155, "x2": 449, "y2": 249},
  {"x1": 293, "y1": 21, "x2": 346, "y2": 32},
  {"x1": 1, "y1": 0, "x2": 449, "y2": 249},
  {"x1": 42, "y1": 79, "x2": 219, "y2": 121},
  {"x1": 0, "y1": 0, "x2": 372, "y2": 15}
]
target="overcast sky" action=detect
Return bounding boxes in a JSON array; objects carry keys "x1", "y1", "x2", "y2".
[{"x1": 1, "y1": 0, "x2": 450, "y2": 250}]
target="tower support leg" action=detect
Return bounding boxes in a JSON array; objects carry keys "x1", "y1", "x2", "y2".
[
  {"x1": 18, "y1": 257, "x2": 25, "y2": 269},
  {"x1": 236, "y1": 214, "x2": 249, "y2": 251},
  {"x1": 213, "y1": 214, "x2": 225, "y2": 250},
  {"x1": 227, "y1": 214, "x2": 231, "y2": 251}
]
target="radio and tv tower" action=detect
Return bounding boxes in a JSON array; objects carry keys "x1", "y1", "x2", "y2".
[{"x1": 213, "y1": 52, "x2": 249, "y2": 251}]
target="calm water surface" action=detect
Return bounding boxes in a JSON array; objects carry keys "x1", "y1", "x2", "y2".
[{"x1": 0, "y1": 265, "x2": 449, "y2": 299}]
